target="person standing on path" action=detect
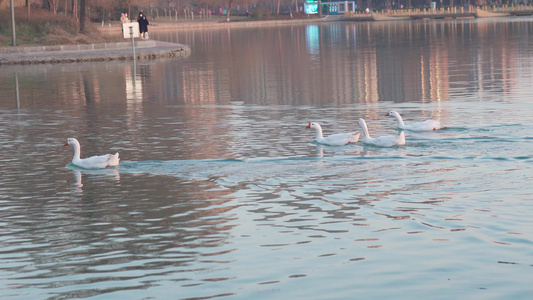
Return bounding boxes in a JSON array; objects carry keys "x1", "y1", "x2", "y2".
[
  {"x1": 120, "y1": 13, "x2": 129, "y2": 23},
  {"x1": 120, "y1": 13, "x2": 129, "y2": 33},
  {"x1": 137, "y1": 12, "x2": 150, "y2": 39}
]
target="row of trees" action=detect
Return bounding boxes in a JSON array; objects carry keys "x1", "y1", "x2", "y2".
[
  {"x1": 7, "y1": 0, "x2": 526, "y2": 33},
  {"x1": 10, "y1": 0, "x2": 302, "y2": 26}
]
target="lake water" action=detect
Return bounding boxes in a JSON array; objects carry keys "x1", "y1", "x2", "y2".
[{"x1": 1, "y1": 17, "x2": 533, "y2": 299}]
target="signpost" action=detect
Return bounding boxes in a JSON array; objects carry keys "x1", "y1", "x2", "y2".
[
  {"x1": 123, "y1": 22, "x2": 140, "y2": 87},
  {"x1": 122, "y1": 22, "x2": 140, "y2": 61},
  {"x1": 10, "y1": 0, "x2": 16, "y2": 46}
]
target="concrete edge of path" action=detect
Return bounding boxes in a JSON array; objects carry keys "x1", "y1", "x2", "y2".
[{"x1": 0, "y1": 40, "x2": 190, "y2": 65}]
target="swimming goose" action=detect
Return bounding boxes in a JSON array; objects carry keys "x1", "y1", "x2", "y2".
[
  {"x1": 64, "y1": 138, "x2": 120, "y2": 169},
  {"x1": 359, "y1": 118, "x2": 405, "y2": 147},
  {"x1": 306, "y1": 122, "x2": 360, "y2": 146},
  {"x1": 385, "y1": 110, "x2": 441, "y2": 131}
]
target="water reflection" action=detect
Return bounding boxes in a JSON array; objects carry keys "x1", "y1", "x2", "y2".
[
  {"x1": 72, "y1": 168, "x2": 83, "y2": 194},
  {"x1": 69, "y1": 167, "x2": 121, "y2": 195},
  {"x1": 1, "y1": 18, "x2": 533, "y2": 300},
  {"x1": 306, "y1": 25, "x2": 320, "y2": 56},
  {"x1": 1, "y1": 18, "x2": 531, "y2": 109}
]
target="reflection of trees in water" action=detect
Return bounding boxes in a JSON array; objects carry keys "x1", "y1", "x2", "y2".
[{"x1": 1, "y1": 20, "x2": 524, "y2": 110}]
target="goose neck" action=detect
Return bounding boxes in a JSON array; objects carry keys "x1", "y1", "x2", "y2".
[
  {"x1": 359, "y1": 119, "x2": 370, "y2": 138},
  {"x1": 72, "y1": 140, "x2": 81, "y2": 160},
  {"x1": 394, "y1": 113, "x2": 405, "y2": 126},
  {"x1": 314, "y1": 125, "x2": 324, "y2": 140}
]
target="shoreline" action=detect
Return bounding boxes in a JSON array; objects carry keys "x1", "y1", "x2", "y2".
[
  {"x1": 1, "y1": 12, "x2": 530, "y2": 65},
  {"x1": 0, "y1": 40, "x2": 190, "y2": 65},
  {"x1": 0, "y1": 17, "x2": 329, "y2": 65},
  {"x1": 0, "y1": 16, "x2": 333, "y2": 65},
  {"x1": 98, "y1": 16, "x2": 331, "y2": 34}
]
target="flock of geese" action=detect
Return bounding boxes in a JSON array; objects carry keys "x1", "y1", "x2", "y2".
[
  {"x1": 64, "y1": 110, "x2": 440, "y2": 169},
  {"x1": 306, "y1": 110, "x2": 441, "y2": 147}
]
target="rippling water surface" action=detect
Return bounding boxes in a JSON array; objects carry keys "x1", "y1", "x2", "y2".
[{"x1": 1, "y1": 17, "x2": 533, "y2": 299}]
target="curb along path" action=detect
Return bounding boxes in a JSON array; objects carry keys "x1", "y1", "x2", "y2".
[{"x1": 0, "y1": 40, "x2": 190, "y2": 65}]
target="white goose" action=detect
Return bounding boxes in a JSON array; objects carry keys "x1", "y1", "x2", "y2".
[
  {"x1": 65, "y1": 138, "x2": 120, "y2": 169},
  {"x1": 306, "y1": 122, "x2": 360, "y2": 146},
  {"x1": 386, "y1": 110, "x2": 441, "y2": 131},
  {"x1": 359, "y1": 118, "x2": 405, "y2": 147}
]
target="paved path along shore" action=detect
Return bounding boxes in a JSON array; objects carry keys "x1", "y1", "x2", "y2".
[{"x1": 0, "y1": 40, "x2": 190, "y2": 65}]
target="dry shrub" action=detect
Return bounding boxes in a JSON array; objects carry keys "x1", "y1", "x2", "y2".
[
  {"x1": 0, "y1": 35, "x2": 8, "y2": 45},
  {"x1": 1, "y1": 8, "x2": 123, "y2": 46},
  {"x1": 36, "y1": 26, "x2": 71, "y2": 45}
]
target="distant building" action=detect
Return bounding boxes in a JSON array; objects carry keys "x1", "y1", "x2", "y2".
[{"x1": 304, "y1": 0, "x2": 357, "y2": 14}]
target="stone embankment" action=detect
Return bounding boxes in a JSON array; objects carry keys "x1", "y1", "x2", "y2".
[
  {"x1": 341, "y1": 6, "x2": 528, "y2": 21},
  {"x1": 0, "y1": 40, "x2": 190, "y2": 65}
]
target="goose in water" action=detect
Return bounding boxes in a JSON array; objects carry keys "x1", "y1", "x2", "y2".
[
  {"x1": 359, "y1": 118, "x2": 405, "y2": 147},
  {"x1": 64, "y1": 138, "x2": 120, "y2": 169},
  {"x1": 385, "y1": 110, "x2": 441, "y2": 131},
  {"x1": 306, "y1": 122, "x2": 360, "y2": 146}
]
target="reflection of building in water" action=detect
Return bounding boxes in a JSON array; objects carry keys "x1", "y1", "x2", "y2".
[
  {"x1": 300, "y1": 24, "x2": 379, "y2": 104},
  {"x1": 473, "y1": 20, "x2": 517, "y2": 100},
  {"x1": 306, "y1": 25, "x2": 320, "y2": 56},
  {"x1": 146, "y1": 19, "x2": 520, "y2": 109},
  {"x1": 360, "y1": 49, "x2": 379, "y2": 103},
  {"x1": 181, "y1": 68, "x2": 221, "y2": 104},
  {"x1": 421, "y1": 23, "x2": 450, "y2": 102},
  {"x1": 361, "y1": 21, "x2": 451, "y2": 103},
  {"x1": 421, "y1": 44, "x2": 450, "y2": 102}
]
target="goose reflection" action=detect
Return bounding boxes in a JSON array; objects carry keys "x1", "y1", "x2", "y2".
[
  {"x1": 72, "y1": 168, "x2": 83, "y2": 194},
  {"x1": 313, "y1": 143, "x2": 359, "y2": 158},
  {"x1": 69, "y1": 166, "x2": 121, "y2": 194},
  {"x1": 315, "y1": 143, "x2": 325, "y2": 158}
]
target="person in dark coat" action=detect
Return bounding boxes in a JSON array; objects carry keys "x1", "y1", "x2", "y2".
[{"x1": 137, "y1": 12, "x2": 150, "y2": 39}]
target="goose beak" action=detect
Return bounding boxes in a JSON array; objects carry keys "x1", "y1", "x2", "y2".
[
  {"x1": 305, "y1": 122, "x2": 311, "y2": 128},
  {"x1": 385, "y1": 113, "x2": 390, "y2": 116},
  {"x1": 64, "y1": 141, "x2": 68, "y2": 146}
]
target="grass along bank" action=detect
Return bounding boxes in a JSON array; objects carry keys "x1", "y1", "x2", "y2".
[
  {"x1": 0, "y1": 8, "x2": 123, "y2": 47},
  {"x1": 1, "y1": 8, "x2": 322, "y2": 47}
]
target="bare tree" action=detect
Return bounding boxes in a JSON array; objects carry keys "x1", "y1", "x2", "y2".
[
  {"x1": 226, "y1": 0, "x2": 234, "y2": 21},
  {"x1": 80, "y1": 0, "x2": 86, "y2": 32},
  {"x1": 93, "y1": 0, "x2": 118, "y2": 23},
  {"x1": 72, "y1": 0, "x2": 78, "y2": 19},
  {"x1": 123, "y1": 0, "x2": 139, "y2": 18},
  {"x1": 224, "y1": 0, "x2": 248, "y2": 21},
  {"x1": 137, "y1": 0, "x2": 158, "y2": 17},
  {"x1": 48, "y1": 0, "x2": 58, "y2": 14},
  {"x1": 26, "y1": 0, "x2": 31, "y2": 20}
]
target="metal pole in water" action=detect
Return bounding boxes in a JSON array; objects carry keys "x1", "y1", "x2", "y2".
[
  {"x1": 130, "y1": 26, "x2": 136, "y2": 62},
  {"x1": 133, "y1": 60, "x2": 137, "y2": 87},
  {"x1": 14, "y1": 72, "x2": 20, "y2": 108}
]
